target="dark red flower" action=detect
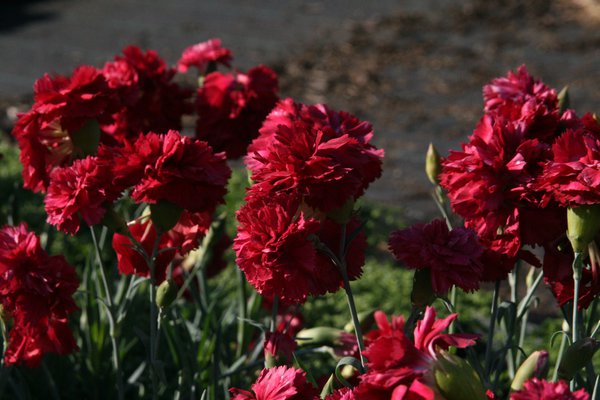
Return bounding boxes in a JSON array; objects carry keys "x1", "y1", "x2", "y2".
[
  {"x1": 195, "y1": 66, "x2": 279, "y2": 159},
  {"x1": 246, "y1": 99, "x2": 384, "y2": 212},
  {"x1": 440, "y1": 115, "x2": 564, "y2": 279},
  {"x1": 355, "y1": 307, "x2": 476, "y2": 400},
  {"x1": 229, "y1": 366, "x2": 318, "y2": 400},
  {"x1": 165, "y1": 211, "x2": 212, "y2": 255},
  {"x1": 510, "y1": 378, "x2": 589, "y2": 400},
  {"x1": 177, "y1": 38, "x2": 232, "y2": 74},
  {"x1": 325, "y1": 388, "x2": 355, "y2": 400},
  {"x1": 264, "y1": 330, "x2": 297, "y2": 364},
  {"x1": 44, "y1": 156, "x2": 117, "y2": 235},
  {"x1": 12, "y1": 66, "x2": 116, "y2": 192},
  {"x1": 389, "y1": 219, "x2": 484, "y2": 294},
  {"x1": 234, "y1": 192, "x2": 321, "y2": 305},
  {"x1": 483, "y1": 65, "x2": 559, "y2": 142},
  {"x1": 537, "y1": 115, "x2": 600, "y2": 206},
  {"x1": 112, "y1": 218, "x2": 176, "y2": 284},
  {"x1": 0, "y1": 224, "x2": 79, "y2": 367},
  {"x1": 101, "y1": 46, "x2": 193, "y2": 142},
  {"x1": 130, "y1": 130, "x2": 230, "y2": 213}
]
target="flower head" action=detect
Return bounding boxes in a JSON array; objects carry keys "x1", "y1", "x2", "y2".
[
  {"x1": 177, "y1": 38, "x2": 232, "y2": 73},
  {"x1": 389, "y1": 219, "x2": 484, "y2": 294},
  {"x1": 510, "y1": 378, "x2": 589, "y2": 400},
  {"x1": 229, "y1": 366, "x2": 318, "y2": 400},
  {"x1": 195, "y1": 66, "x2": 279, "y2": 159}
]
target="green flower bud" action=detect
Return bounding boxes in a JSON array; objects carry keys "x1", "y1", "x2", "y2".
[
  {"x1": 433, "y1": 351, "x2": 487, "y2": 400},
  {"x1": 558, "y1": 337, "x2": 599, "y2": 381},
  {"x1": 101, "y1": 208, "x2": 128, "y2": 234},
  {"x1": 295, "y1": 327, "x2": 343, "y2": 347},
  {"x1": 558, "y1": 86, "x2": 569, "y2": 114},
  {"x1": 150, "y1": 200, "x2": 183, "y2": 233},
  {"x1": 156, "y1": 279, "x2": 179, "y2": 309},
  {"x1": 511, "y1": 350, "x2": 549, "y2": 391},
  {"x1": 567, "y1": 205, "x2": 600, "y2": 254},
  {"x1": 411, "y1": 268, "x2": 436, "y2": 307},
  {"x1": 344, "y1": 309, "x2": 375, "y2": 333},
  {"x1": 426, "y1": 143, "x2": 442, "y2": 185}
]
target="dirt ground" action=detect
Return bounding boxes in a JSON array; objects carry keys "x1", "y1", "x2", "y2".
[{"x1": 3, "y1": 0, "x2": 600, "y2": 225}]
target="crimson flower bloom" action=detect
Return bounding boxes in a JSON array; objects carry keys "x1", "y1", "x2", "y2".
[
  {"x1": 510, "y1": 378, "x2": 589, "y2": 400},
  {"x1": 234, "y1": 191, "x2": 366, "y2": 305},
  {"x1": 246, "y1": 98, "x2": 384, "y2": 212},
  {"x1": 13, "y1": 66, "x2": 116, "y2": 192},
  {"x1": 195, "y1": 66, "x2": 279, "y2": 159},
  {"x1": 389, "y1": 219, "x2": 484, "y2": 294},
  {"x1": 101, "y1": 46, "x2": 193, "y2": 142},
  {"x1": 112, "y1": 218, "x2": 176, "y2": 284},
  {"x1": 483, "y1": 65, "x2": 559, "y2": 141},
  {"x1": 130, "y1": 130, "x2": 231, "y2": 214},
  {"x1": 354, "y1": 307, "x2": 477, "y2": 399},
  {"x1": 44, "y1": 155, "x2": 118, "y2": 235},
  {"x1": 264, "y1": 330, "x2": 297, "y2": 364},
  {"x1": 177, "y1": 38, "x2": 232, "y2": 74},
  {"x1": 0, "y1": 224, "x2": 79, "y2": 367},
  {"x1": 325, "y1": 388, "x2": 355, "y2": 400},
  {"x1": 229, "y1": 366, "x2": 318, "y2": 400},
  {"x1": 537, "y1": 114, "x2": 600, "y2": 206}
]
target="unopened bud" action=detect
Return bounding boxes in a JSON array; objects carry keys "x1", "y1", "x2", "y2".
[
  {"x1": 156, "y1": 279, "x2": 179, "y2": 308},
  {"x1": 558, "y1": 337, "x2": 599, "y2": 381},
  {"x1": 327, "y1": 198, "x2": 355, "y2": 224},
  {"x1": 426, "y1": 143, "x2": 442, "y2": 185},
  {"x1": 558, "y1": 86, "x2": 570, "y2": 114},
  {"x1": 101, "y1": 208, "x2": 128, "y2": 234},
  {"x1": 433, "y1": 351, "x2": 487, "y2": 400},
  {"x1": 567, "y1": 205, "x2": 600, "y2": 254},
  {"x1": 344, "y1": 309, "x2": 375, "y2": 333},
  {"x1": 295, "y1": 327, "x2": 343, "y2": 347},
  {"x1": 511, "y1": 350, "x2": 549, "y2": 391},
  {"x1": 411, "y1": 268, "x2": 436, "y2": 307},
  {"x1": 150, "y1": 200, "x2": 183, "y2": 233}
]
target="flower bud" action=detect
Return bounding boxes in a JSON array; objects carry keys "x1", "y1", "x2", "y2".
[
  {"x1": 433, "y1": 351, "x2": 487, "y2": 400},
  {"x1": 344, "y1": 309, "x2": 375, "y2": 333},
  {"x1": 425, "y1": 143, "x2": 442, "y2": 185},
  {"x1": 156, "y1": 278, "x2": 179, "y2": 309},
  {"x1": 295, "y1": 327, "x2": 343, "y2": 347},
  {"x1": 511, "y1": 350, "x2": 549, "y2": 391},
  {"x1": 411, "y1": 268, "x2": 436, "y2": 307},
  {"x1": 101, "y1": 208, "x2": 128, "y2": 234},
  {"x1": 558, "y1": 337, "x2": 599, "y2": 381},
  {"x1": 558, "y1": 86, "x2": 569, "y2": 114},
  {"x1": 150, "y1": 200, "x2": 183, "y2": 233},
  {"x1": 567, "y1": 205, "x2": 600, "y2": 253}
]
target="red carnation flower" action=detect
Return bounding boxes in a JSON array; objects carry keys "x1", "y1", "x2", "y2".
[
  {"x1": 389, "y1": 219, "x2": 484, "y2": 294},
  {"x1": 537, "y1": 114, "x2": 600, "y2": 206},
  {"x1": 510, "y1": 378, "x2": 589, "y2": 400},
  {"x1": 246, "y1": 98, "x2": 384, "y2": 212},
  {"x1": 325, "y1": 388, "x2": 355, "y2": 400},
  {"x1": 177, "y1": 38, "x2": 232, "y2": 74},
  {"x1": 229, "y1": 366, "x2": 318, "y2": 400},
  {"x1": 195, "y1": 66, "x2": 279, "y2": 159},
  {"x1": 235, "y1": 191, "x2": 366, "y2": 305},
  {"x1": 264, "y1": 330, "x2": 297, "y2": 364},
  {"x1": 0, "y1": 224, "x2": 79, "y2": 367},
  {"x1": 483, "y1": 65, "x2": 559, "y2": 141},
  {"x1": 234, "y1": 193, "x2": 321, "y2": 305},
  {"x1": 112, "y1": 218, "x2": 176, "y2": 284},
  {"x1": 44, "y1": 155, "x2": 117, "y2": 235},
  {"x1": 101, "y1": 46, "x2": 193, "y2": 142},
  {"x1": 165, "y1": 211, "x2": 212, "y2": 255},
  {"x1": 440, "y1": 115, "x2": 565, "y2": 279},
  {"x1": 13, "y1": 66, "x2": 116, "y2": 192},
  {"x1": 355, "y1": 307, "x2": 476, "y2": 399},
  {"x1": 131, "y1": 130, "x2": 230, "y2": 213}
]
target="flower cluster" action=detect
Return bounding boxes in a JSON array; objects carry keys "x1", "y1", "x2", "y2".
[
  {"x1": 439, "y1": 65, "x2": 600, "y2": 306},
  {"x1": 235, "y1": 99, "x2": 383, "y2": 305},
  {"x1": 0, "y1": 224, "x2": 79, "y2": 367}
]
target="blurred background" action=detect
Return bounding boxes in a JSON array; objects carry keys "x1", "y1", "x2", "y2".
[{"x1": 2, "y1": 0, "x2": 600, "y2": 222}]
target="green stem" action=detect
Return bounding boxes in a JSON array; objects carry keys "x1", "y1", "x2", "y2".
[
  {"x1": 552, "y1": 332, "x2": 569, "y2": 382},
  {"x1": 449, "y1": 285, "x2": 457, "y2": 335},
  {"x1": 147, "y1": 234, "x2": 161, "y2": 400},
  {"x1": 90, "y1": 227, "x2": 124, "y2": 400},
  {"x1": 236, "y1": 269, "x2": 248, "y2": 359},
  {"x1": 485, "y1": 281, "x2": 501, "y2": 379},
  {"x1": 340, "y1": 266, "x2": 367, "y2": 369}
]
